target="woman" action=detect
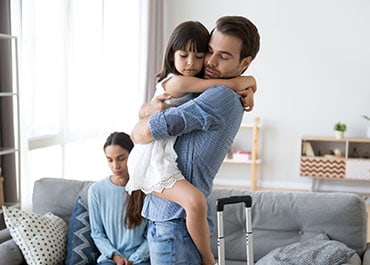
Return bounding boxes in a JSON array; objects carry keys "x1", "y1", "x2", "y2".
[{"x1": 88, "y1": 132, "x2": 150, "y2": 265}]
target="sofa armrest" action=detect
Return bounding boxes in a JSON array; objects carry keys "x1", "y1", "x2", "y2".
[
  {"x1": 0, "y1": 228, "x2": 25, "y2": 265},
  {"x1": 362, "y1": 243, "x2": 370, "y2": 265},
  {"x1": 0, "y1": 228, "x2": 11, "y2": 243}
]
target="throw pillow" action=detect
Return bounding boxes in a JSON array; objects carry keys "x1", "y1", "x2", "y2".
[
  {"x1": 256, "y1": 233, "x2": 355, "y2": 265},
  {"x1": 65, "y1": 197, "x2": 99, "y2": 265},
  {"x1": 2, "y1": 206, "x2": 67, "y2": 265}
]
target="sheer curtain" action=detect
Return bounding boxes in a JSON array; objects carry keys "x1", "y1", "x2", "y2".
[
  {"x1": 10, "y1": 0, "x2": 164, "y2": 210},
  {"x1": 139, "y1": 0, "x2": 164, "y2": 101}
]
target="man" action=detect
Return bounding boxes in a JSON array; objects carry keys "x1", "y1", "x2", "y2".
[{"x1": 132, "y1": 16, "x2": 260, "y2": 264}]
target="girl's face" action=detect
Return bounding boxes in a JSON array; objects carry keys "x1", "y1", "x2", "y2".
[
  {"x1": 174, "y1": 43, "x2": 205, "y2": 76},
  {"x1": 104, "y1": 144, "x2": 129, "y2": 179}
]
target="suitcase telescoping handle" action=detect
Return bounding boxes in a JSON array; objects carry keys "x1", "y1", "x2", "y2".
[{"x1": 216, "y1": 196, "x2": 253, "y2": 265}]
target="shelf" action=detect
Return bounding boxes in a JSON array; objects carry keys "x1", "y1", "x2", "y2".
[
  {"x1": 0, "y1": 33, "x2": 21, "y2": 207},
  {"x1": 224, "y1": 158, "x2": 262, "y2": 164},
  {"x1": 240, "y1": 124, "x2": 261, "y2": 129},
  {"x1": 0, "y1": 148, "x2": 19, "y2": 156},
  {"x1": 300, "y1": 136, "x2": 370, "y2": 192},
  {"x1": 302, "y1": 175, "x2": 370, "y2": 182},
  {"x1": 0, "y1": 92, "x2": 18, "y2": 97},
  {"x1": 302, "y1": 136, "x2": 370, "y2": 143},
  {"x1": 222, "y1": 117, "x2": 261, "y2": 190},
  {"x1": 0, "y1": 33, "x2": 17, "y2": 40},
  {"x1": 0, "y1": 202, "x2": 21, "y2": 215}
]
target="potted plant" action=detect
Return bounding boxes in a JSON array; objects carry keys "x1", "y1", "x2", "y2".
[
  {"x1": 334, "y1": 122, "x2": 346, "y2": 139},
  {"x1": 362, "y1": 115, "x2": 370, "y2": 138}
]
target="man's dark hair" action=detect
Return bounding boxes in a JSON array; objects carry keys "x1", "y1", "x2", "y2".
[{"x1": 215, "y1": 16, "x2": 260, "y2": 61}]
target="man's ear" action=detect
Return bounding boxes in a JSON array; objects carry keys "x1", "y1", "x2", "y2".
[{"x1": 240, "y1": 56, "x2": 252, "y2": 73}]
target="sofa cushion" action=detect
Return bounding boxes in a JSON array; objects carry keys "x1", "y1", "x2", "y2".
[
  {"x1": 255, "y1": 233, "x2": 355, "y2": 265},
  {"x1": 0, "y1": 238, "x2": 25, "y2": 265},
  {"x1": 33, "y1": 178, "x2": 94, "y2": 223},
  {"x1": 0, "y1": 228, "x2": 12, "y2": 243},
  {"x1": 207, "y1": 188, "x2": 367, "y2": 262},
  {"x1": 65, "y1": 197, "x2": 99, "y2": 265},
  {"x1": 2, "y1": 206, "x2": 67, "y2": 265}
]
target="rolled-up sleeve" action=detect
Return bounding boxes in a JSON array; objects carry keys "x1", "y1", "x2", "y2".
[
  {"x1": 149, "y1": 111, "x2": 186, "y2": 140},
  {"x1": 149, "y1": 85, "x2": 237, "y2": 141}
]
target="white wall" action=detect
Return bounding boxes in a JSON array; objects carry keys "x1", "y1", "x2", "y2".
[{"x1": 163, "y1": 0, "x2": 370, "y2": 192}]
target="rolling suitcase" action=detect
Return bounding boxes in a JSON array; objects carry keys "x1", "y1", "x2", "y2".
[{"x1": 216, "y1": 195, "x2": 254, "y2": 265}]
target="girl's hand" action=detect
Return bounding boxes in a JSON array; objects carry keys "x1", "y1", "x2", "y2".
[
  {"x1": 234, "y1": 75, "x2": 257, "y2": 93},
  {"x1": 237, "y1": 87, "x2": 255, "y2": 112}
]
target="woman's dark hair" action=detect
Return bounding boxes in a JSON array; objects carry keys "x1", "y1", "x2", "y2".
[
  {"x1": 214, "y1": 16, "x2": 260, "y2": 62},
  {"x1": 156, "y1": 21, "x2": 210, "y2": 82},
  {"x1": 104, "y1": 131, "x2": 133, "y2": 152},
  {"x1": 124, "y1": 190, "x2": 145, "y2": 229},
  {"x1": 104, "y1": 132, "x2": 145, "y2": 229}
]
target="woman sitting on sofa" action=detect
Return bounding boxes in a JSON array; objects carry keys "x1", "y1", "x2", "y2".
[{"x1": 88, "y1": 132, "x2": 150, "y2": 265}]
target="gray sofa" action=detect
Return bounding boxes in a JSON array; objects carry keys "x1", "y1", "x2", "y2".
[
  {"x1": 209, "y1": 188, "x2": 369, "y2": 265},
  {"x1": 0, "y1": 177, "x2": 369, "y2": 265}
]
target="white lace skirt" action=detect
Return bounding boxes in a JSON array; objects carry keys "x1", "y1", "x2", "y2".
[{"x1": 126, "y1": 137, "x2": 185, "y2": 194}]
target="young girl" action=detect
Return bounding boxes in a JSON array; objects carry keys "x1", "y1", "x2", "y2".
[{"x1": 127, "y1": 21, "x2": 256, "y2": 265}]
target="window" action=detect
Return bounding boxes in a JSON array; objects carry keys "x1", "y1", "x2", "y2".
[{"x1": 12, "y1": 0, "x2": 143, "y2": 208}]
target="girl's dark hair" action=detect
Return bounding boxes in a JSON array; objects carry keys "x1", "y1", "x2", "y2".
[
  {"x1": 104, "y1": 132, "x2": 145, "y2": 229},
  {"x1": 156, "y1": 21, "x2": 210, "y2": 82},
  {"x1": 214, "y1": 16, "x2": 260, "y2": 62}
]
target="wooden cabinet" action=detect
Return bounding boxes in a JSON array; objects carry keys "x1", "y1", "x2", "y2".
[
  {"x1": 223, "y1": 117, "x2": 261, "y2": 190},
  {"x1": 0, "y1": 33, "x2": 21, "y2": 207},
  {"x1": 300, "y1": 136, "x2": 370, "y2": 191}
]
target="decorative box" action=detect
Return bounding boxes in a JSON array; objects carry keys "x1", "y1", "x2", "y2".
[{"x1": 300, "y1": 157, "x2": 346, "y2": 178}]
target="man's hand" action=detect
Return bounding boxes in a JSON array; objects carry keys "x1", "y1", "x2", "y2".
[
  {"x1": 139, "y1": 93, "x2": 173, "y2": 119},
  {"x1": 131, "y1": 117, "x2": 154, "y2": 144},
  {"x1": 133, "y1": 93, "x2": 172, "y2": 144},
  {"x1": 237, "y1": 87, "x2": 255, "y2": 112},
  {"x1": 112, "y1": 253, "x2": 133, "y2": 265}
]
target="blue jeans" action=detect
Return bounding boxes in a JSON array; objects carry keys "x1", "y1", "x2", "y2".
[
  {"x1": 148, "y1": 219, "x2": 201, "y2": 265},
  {"x1": 98, "y1": 260, "x2": 150, "y2": 265}
]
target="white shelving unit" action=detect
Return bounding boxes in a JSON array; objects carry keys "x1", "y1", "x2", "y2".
[
  {"x1": 0, "y1": 33, "x2": 21, "y2": 208},
  {"x1": 223, "y1": 117, "x2": 261, "y2": 190},
  {"x1": 300, "y1": 136, "x2": 370, "y2": 193}
]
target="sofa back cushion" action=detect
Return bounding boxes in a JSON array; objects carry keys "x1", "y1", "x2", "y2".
[
  {"x1": 32, "y1": 178, "x2": 94, "y2": 223},
  {"x1": 208, "y1": 188, "x2": 367, "y2": 262}
]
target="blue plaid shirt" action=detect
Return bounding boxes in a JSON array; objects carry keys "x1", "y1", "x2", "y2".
[{"x1": 141, "y1": 85, "x2": 244, "y2": 231}]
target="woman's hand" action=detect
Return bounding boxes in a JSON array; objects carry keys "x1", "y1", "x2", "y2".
[{"x1": 112, "y1": 253, "x2": 133, "y2": 265}]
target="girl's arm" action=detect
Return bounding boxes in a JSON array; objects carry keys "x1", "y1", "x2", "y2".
[{"x1": 163, "y1": 75, "x2": 256, "y2": 98}]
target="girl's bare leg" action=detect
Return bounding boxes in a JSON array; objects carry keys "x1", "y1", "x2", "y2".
[{"x1": 153, "y1": 180, "x2": 214, "y2": 265}]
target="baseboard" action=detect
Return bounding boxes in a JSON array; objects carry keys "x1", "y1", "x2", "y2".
[
  {"x1": 213, "y1": 177, "x2": 370, "y2": 196},
  {"x1": 213, "y1": 178, "x2": 310, "y2": 191}
]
